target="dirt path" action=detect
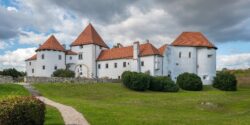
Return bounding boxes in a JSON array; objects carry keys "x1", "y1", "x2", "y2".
[{"x1": 19, "y1": 83, "x2": 90, "y2": 125}]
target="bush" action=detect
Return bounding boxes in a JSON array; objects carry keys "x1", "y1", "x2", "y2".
[
  {"x1": 177, "y1": 73, "x2": 203, "y2": 91},
  {"x1": 122, "y1": 71, "x2": 150, "y2": 91},
  {"x1": 0, "y1": 96, "x2": 45, "y2": 125},
  {"x1": 1, "y1": 68, "x2": 25, "y2": 78},
  {"x1": 213, "y1": 71, "x2": 237, "y2": 91},
  {"x1": 52, "y1": 69, "x2": 75, "y2": 77},
  {"x1": 149, "y1": 76, "x2": 179, "y2": 92}
]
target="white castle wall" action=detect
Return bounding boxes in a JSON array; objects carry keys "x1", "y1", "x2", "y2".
[
  {"x1": 26, "y1": 60, "x2": 36, "y2": 76},
  {"x1": 35, "y1": 50, "x2": 66, "y2": 77},
  {"x1": 166, "y1": 46, "x2": 216, "y2": 85}
]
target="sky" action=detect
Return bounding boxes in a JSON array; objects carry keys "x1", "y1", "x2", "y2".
[{"x1": 0, "y1": 0, "x2": 250, "y2": 71}]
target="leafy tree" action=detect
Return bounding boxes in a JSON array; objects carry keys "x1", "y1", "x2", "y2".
[{"x1": 1, "y1": 68, "x2": 24, "y2": 78}]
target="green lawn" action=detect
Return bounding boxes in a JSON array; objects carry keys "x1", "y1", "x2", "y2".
[
  {"x1": 0, "y1": 84, "x2": 64, "y2": 125},
  {"x1": 33, "y1": 83, "x2": 250, "y2": 125}
]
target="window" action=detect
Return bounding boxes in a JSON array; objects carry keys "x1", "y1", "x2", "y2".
[
  {"x1": 114, "y1": 63, "x2": 117, "y2": 68},
  {"x1": 179, "y1": 52, "x2": 181, "y2": 58},
  {"x1": 59, "y1": 55, "x2": 62, "y2": 60},
  {"x1": 70, "y1": 56, "x2": 72, "y2": 60},
  {"x1": 42, "y1": 65, "x2": 45, "y2": 70},
  {"x1": 32, "y1": 69, "x2": 34, "y2": 73},
  {"x1": 98, "y1": 64, "x2": 101, "y2": 69},
  {"x1": 41, "y1": 54, "x2": 44, "y2": 59},
  {"x1": 203, "y1": 75, "x2": 208, "y2": 80},
  {"x1": 176, "y1": 63, "x2": 179, "y2": 66},
  {"x1": 141, "y1": 61, "x2": 144, "y2": 66},
  {"x1": 208, "y1": 54, "x2": 213, "y2": 58},
  {"x1": 118, "y1": 76, "x2": 121, "y2": 79},
  {"x1": 54, "y1": 66, "x2": 57, "y2": 70},
  {"x1": 80, "y1": 45, "x2": 83, "y2": 49},
  {"x1": 29, "y1": 62, "x2": 31, "y2": 65},
  {"x1": 106, "y1": 63, "x2": 109, "y2": 68},
  {"x1": 78, "y1": 53, "x2": 83, "y2": 60},
  {"x1": 189, "y1": 52, "x2": 191, "y2": 58},
  {"x1": 80, "y1": 65, "x2": 82, "y2": 68},
  {"x1": 123, "y1": 62, "x2": 126, "y2": 67}
]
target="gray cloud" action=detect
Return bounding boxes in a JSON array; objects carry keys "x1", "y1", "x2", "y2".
[{"x1": 49, "y1": 0, "x2": 136, "y2": 23}]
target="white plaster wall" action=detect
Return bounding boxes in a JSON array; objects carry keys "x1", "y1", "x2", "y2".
[
  {"x1": 197, "y1": 48, "x2": 216, "y2": 84},
  {"x1": 140, "y1": 56, "x2": 163, "y2": 76},
  {"x1": 97, "y1": 59, "x2": 132, "y2": 79},
  {"x1": 167, "y1": 46, "x2": 216, "y2": 85},
  {"x1": 168, "y1": 46, "x2": 197, "y2": 81},
  {"x1": 71, "y1": 44, "x2": 102, "y2": 78},
  {"x1": 35, "y1": 51, "x2": 66, "y2": 77},
  {"x1": 26, "y1": 60, "x2": 36, "y2": 76}
]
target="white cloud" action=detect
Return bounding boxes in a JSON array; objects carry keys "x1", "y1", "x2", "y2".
[
  {"x1": 7, "y1": 6, "x2": 18, "y2": 12},
  {"x1": 0, "y1": 47, "x2": 36, "y2": 71},
  {"x1": 217, "y1": 53, "x2": 250, "y2": 70}
]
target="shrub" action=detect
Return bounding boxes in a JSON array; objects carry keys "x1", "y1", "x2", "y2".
[
  {"x1": 122, "y1": 71, "x2": 150, "y2": 91},
  {"x1": 52, "y1": 69, "x2": 75, "y2": 77},
  {"x1": 1, "y1": 68, "x2": 25, "y2": 78},
  {"x1": 177, "y1": 73, "x2": 203, "y2": 91},
  {"x1": 213, "y1": 71, "x2": 237, "y2": 91},
  {"x1": 149, "y1": 76, "x2": 179, "y2": 92},
  {"x1": 0, "y1": 96, "x2": 45, "y2": 125}
]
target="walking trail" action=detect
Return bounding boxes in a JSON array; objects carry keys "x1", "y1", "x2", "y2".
[{"x1": 18, "y1": 83, "x2": 90, "y2": 125}]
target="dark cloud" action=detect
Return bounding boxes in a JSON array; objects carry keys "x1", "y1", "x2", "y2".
[
  {"x1": 50, "y1": 0, "x2": 136, "y2": 23},
  {"x1": 154, "y1": 0, "x2": 250, "y2": 42}
]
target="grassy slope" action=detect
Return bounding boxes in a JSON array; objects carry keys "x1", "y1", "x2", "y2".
[
  {"x1": 34, "y1": 83, "x2": 250, "y2": 125},
  {"x1": 0, "y1": 84, "x2": 64, "y2": 125}
]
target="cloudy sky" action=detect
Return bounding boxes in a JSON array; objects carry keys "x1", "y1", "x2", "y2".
[{"x1": 0, "y1": 0, "x2": 250, "y2": 71}]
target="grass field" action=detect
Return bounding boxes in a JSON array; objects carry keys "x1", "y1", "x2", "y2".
[
  {"x1": 0, "y1": 84, "x2": 64, "y2": 125},
  {"x1": 34, "y1": 83, "x2": 250, "y2": 125}
]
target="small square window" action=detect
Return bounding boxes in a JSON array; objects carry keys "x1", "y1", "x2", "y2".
[
  {"x1": 32, "y1": 69, "x2": 34, "y2": 73},
  {"x1": 123, "y1": 62, "x2": 126, "y2": 67},
  {"x1": 179, "y1": 52, "x2": 181, "y2": 58},
  {"x1": 98, "y1": 64, "x2": 101, "y2": 69},
  {"x1": 114, "y1": 63, "x2": 117, "y2": 68},
  {"x1": 59, "y1": 55, "x2": 62, "y2": 60},
  {"x1": 189, "y1": 52, "x2": 191, "y2": 58},
  {"x1": 29, "y1": 62, "x2": 31, "y2": 65},
  {"x1": 208, "y1": 54, "x2": 213, "y2": 58},
  {"x1": 41, "y1": 54, "x2": 45, "y2": 59},
  {"x1": 70, "y1": 56, "x2": 72, "y2": 60},
  {"x1": 54, "y1": 66, "x2": 57, "y2": 70},
  {"x1": 42, "y1": 65, "x2": 45, "y2": 70},
  {"x1": 141, "y1": 61, "x2": 144, "y2": 66},
  {"x1": 106, "y1": 63, "x2": 109, "y2": 68}
]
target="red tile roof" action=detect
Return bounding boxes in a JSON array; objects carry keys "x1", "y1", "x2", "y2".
[
  {"x1": 36, "y1": 35, "x2": 65, "y2": 52},
  {"x1": 97, "y1": 42, "x2": 161, "y2": 61},
  {"x1": 65, "y1": 50, "x2": 77, "y2": 55},
  {"x1": 158, "y1": 44, "x2": 168, "y2": 56},
  {"x1": 25, "y1": 54, "x2": 37, "y2": 61},
  {"x1": 71, "y1": 23, "x2": 109, "y2": 48},
  {"x1": 171, "y1": 32, "x2": 217, "y2": 49}
]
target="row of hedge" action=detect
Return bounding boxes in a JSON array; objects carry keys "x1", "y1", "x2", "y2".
[
  {"x1": 122, "y1": 71, "x2": 179, "y2": 92},
  {"x1": 122, "y1": 71, "x2": 237, "y2": 92},
  {"x1": 0, "y1": 96, "x2": 45, "y2": 125}
]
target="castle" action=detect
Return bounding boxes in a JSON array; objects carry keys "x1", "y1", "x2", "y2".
[{"x1": 25, "y1": 23, "x2": 217, "y2": 84}]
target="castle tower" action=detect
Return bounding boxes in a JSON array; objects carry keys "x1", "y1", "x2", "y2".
[{"x1": 70, "y1": 23, "x2": 109, "y2": 78}]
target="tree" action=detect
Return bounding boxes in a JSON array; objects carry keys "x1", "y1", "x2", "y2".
[{"x1": 1, "y1": 68, "x2": 24, "y2": 78}]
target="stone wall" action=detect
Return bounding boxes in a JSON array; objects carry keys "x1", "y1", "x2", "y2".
[
  {"x1": 24, "y1": 76, "x2": 121, "y2": 84},
  {"x1": 0, "y1": 75, "x2": 14, "y2": 83}
]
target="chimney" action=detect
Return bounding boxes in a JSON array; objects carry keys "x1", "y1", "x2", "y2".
[
  {"x1": 133, "y1": 41, "x2": 139, "y2": 59},
  {"x1": 117, "y1": 43, "x2": 123, "y2": 48},
  {"x1": 62, "y1": 44, "x2": 66, "y2": 49}
]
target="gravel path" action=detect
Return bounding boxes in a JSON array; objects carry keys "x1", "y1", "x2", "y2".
[{"x1": 19, "y1": 83, "x2": 90, "y2": 125}]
